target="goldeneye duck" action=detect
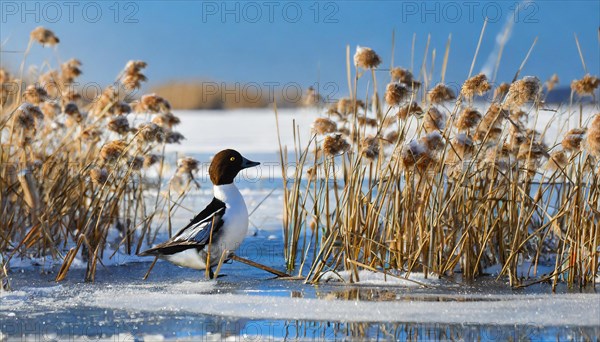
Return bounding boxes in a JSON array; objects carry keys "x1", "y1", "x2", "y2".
[{"x1": 139, "y1": 149, "x2": 260, "y2": 278}]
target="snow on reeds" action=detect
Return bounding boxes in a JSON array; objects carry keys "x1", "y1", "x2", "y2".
[
  {"x1": 0, "y1": 28, "x2": 196, "y2": 283},
  {"x1": 279, "y1": 44, "x2": 599, "y2": 289}
]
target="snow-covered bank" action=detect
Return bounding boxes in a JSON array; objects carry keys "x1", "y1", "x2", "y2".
[
  {"x1": 166, "y1": 108, "x2": 320, "y2": 154},
  {"x1": 168, "y1": 105, "x2": 599, "y2": 156}
]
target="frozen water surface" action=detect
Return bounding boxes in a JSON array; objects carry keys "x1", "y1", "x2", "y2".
[
  {"x1": 2, "y1": 244, "x2": 599, "y2": 341},
  {"x1": 2, "y1": 109, "x2": 600, "y2": 341}
]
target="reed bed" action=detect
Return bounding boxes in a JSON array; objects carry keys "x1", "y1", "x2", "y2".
[
  {"x1": 0, "y1": 28, "x2": 196, "y2": 284},
  {"x1": 279, "y1": 42, "x2": 600, "y2": 289}
]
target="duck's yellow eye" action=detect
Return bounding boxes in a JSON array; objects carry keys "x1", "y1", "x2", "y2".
[{"x1": 230, "y1": 157, "x2": 236, "y2": 162}]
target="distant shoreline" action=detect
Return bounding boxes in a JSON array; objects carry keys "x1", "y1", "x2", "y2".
[{"x1": 152, "y1": 81, "x2": 592, "y2": 110}]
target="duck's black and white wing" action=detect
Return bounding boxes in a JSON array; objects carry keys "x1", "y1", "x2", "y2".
[{"x1": 139, "y1": 198, "x2": 226, "y2": 256}]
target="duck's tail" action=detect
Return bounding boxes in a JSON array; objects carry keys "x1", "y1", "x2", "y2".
[
  {"x1": 137, "y1": 241, "x2": 204, "y2": 257},
  {"x1": 137, "y1": 248, "x2": 159, "y2": 257}
]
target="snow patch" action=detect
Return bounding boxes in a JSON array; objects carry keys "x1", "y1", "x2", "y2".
[
  {"x1": 319, "y1": 270, "x2": 441, "y2": 287},
  {"x1": 166, "y1": 280, "x2": 216, "y2": 294}
]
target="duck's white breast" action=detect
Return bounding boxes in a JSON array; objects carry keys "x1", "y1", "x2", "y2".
[{"x1": 213, "y1": 183, "x2": 249, "y2": 253}]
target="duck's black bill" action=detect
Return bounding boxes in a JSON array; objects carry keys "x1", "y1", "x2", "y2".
[{"x1": 241, "y1": 157, "x2": 260, "y2": 169}]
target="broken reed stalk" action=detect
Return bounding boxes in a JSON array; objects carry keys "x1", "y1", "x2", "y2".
[
  {"x1": 390, "y1": 29, "x2": 396, "y2": 70},
  {"x1": 468, "y1": 19, "x2": 487, "y2": 79},
  {"x1": 512, "y1": 37, "x2": 538, "y2": 83},
  {"x1": 491, "y1": 15, "x2": 516, "y2": 84},
  {"x1": 142, "y1": 256, "x2": 159, "y2": 280},
  {"x1": 440, "y1": 34, "x2": 451, "y2": 84},
  {"x1": 573, "y1": 33, "x2": 588, "y2": 74},
  {"x1": 229, "y1": 254, "x2": 290, "y2": 278},
  {"x1": 212, "y1": 249, "x2": 230, "y2": 279},
  {"x1": 204, "y1": 215, "x2": 217, "y2": 280}
]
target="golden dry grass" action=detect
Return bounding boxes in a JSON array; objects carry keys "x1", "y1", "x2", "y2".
[
  {"x1": 0, "y1": 28, "x2": 199, "y2": 283},
  {"x1": 279, "y1": 43, "x2": 599, "y2": 289},
  {"x1": 151, "y1": 81, "x2": 302, "y2": 110}
]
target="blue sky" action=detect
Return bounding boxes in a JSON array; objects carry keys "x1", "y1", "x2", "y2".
[{"x1": 1, "y1": 1, "x2": 599, "y2": 98}]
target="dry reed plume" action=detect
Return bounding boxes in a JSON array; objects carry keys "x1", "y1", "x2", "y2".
[
  {"x1": 571, "y1": 74, "x2": 600, "y2": 97},
  {"x1": 461, "y1": 73, "x2": 491, "y2": 101},
  {"x1": 428, "y1": 83, "x2": 456, "y2": 103},
  {"x1": 354, "y1": 46, "x2": 381, "y2": 69}
]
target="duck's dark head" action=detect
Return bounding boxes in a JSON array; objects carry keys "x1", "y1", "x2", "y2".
[{"x1": 209, "y1": 149, "x2": 260, "y2": 185}]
